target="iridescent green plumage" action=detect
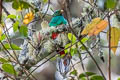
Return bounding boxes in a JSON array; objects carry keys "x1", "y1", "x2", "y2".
[{"x1": 49, "y1": 10, "x2": 67, "y2": 27}]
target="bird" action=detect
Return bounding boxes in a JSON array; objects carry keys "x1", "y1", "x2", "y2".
[{"x1": 49, "y1": 10, "x2": 67, "y2": 27}]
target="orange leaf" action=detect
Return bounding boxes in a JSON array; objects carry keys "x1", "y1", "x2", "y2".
[
  {"x1": 107, "y1": 27, "x2": 120, "y2": 54},
  {"x1": 81, "y1": 18, "x2": 101, "y2": 35},
  {"x1": 91, "y1": 20, "x2": 108, "y2": 36},
  {"x1": 81, "y1": 17, "x2": 108, "y2": 36}
]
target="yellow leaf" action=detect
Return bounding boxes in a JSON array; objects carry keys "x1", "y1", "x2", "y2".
[
  {"x1": 0, "y1": 27, "x2": 2, "y2": 40},
  {"x1": 23, "y1": 12, "x2": 34, "y2": 24},
  {"x1": 81, "y1": 18, "x2": 101, "y2": 35},
  {"x1": 81, "y1": 17, "x2": 108, "y2": 36},
  {"x1": 107, "y1": 27, "x2": 120, "y2": 54},
  {"x1": 89, "y1": 20, "x2": 108, "y2": 36}
]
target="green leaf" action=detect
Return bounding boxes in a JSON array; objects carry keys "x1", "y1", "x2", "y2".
[
  {"x1": 105, "y1": 0, "x2": 117, "y2": 9},
  {"x1": 68, "y1": 33, "x2": 77, "y2": 43},
  {"x1": 0, "y1": 58, "x2": 8, "y2": 63},
  {"x1": 17, "y1": 15, "x2": 21, "y2": 20},
  {"x1": 81, "y1": 37, "x2": 88, "y2": 43},
  {"x1": 50, "y1": 55, "x2": 58, "y2": 61},
  {"x1": 3, "y1": 43, "x2": 22, "y2": 50},
  {"x1": 70, "y1": 70, "x2": 77, "y2": 76},
  {"x1": 43, "y1": 0, "x2": 48, "y2": 3},
  {"x1": 13, "y1": 21, "x2": 19, "y2": 32},
  {"x1": 2, "y1": 63, "x2": 17, "y2": 75},
  {"x1": 117, "y1": 77, "x2": 120, "y2": 80},
  {"x1": 64, "y1": 42, "x2": 77, "y2": 55},
  {"x1": 60, "y1": 54, "x2": 65, "y2": 58},
  {"x1": 90, "y1": 75, "x2": 104, "y2": 80},
  {"x1": 7, "y1": 15, "x2": 16, "y2": 19},
  {"x1": 0, "y1": 34, "x2": 6, "y2": 41},
  {"x1": 81, "y1": 77, "x2": 87, "y2": 80},
  {"x1": 12, "y1": 0, "x2": 30, "y2": 10},
  {"x1": 81, "y1": 46, "x2": 86, "y2": 50},
  {"x1": 12, "y1": 1, "x2": 19, "y2": 10},
  {"x1": 19, "y1": 25, "x2": 28, "y2": 37},
  {"x1": 77, "y1": 37, "x2": 88, "y2": 46},
  {"x1": 20, "y1": 1, "x2": 30, "y2": 9},
  {"x1": 64, "y1": 43, "x2": 71, "y2": 53},
  {"x1": 35, "y1": 8, "x2": 39, "y2": 12},
  {"x1": 70, "y1": 48, "x2": 77, "y2": 56},
  {"x1": 79, "y1": 72, "x2": 96, "y2": 79}
]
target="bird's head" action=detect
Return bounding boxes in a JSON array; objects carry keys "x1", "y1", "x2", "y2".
[{"x1": 53, "y1": 10, "x2": 64, "y2": 17}]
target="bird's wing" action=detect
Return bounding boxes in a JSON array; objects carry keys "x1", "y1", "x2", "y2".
[
  {"x1": 60, "y1": 16, "x2": 67, "y2": 25},
  {"x1": 49, "y1": 16, "x2": 61, "y2": 27},
  {"x1": 49, "y1": 16, "x2": 67, "y2": 27}
]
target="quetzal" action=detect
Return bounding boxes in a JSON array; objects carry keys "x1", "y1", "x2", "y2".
[{"x1": 49, "y1": 10, "x2": 67, "y2": 27}]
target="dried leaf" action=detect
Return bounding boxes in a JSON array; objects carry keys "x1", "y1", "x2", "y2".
[
  {"x1": 107, "y1": 27, "x2": 120, "y2": 54},
  {"x1": 81, "y1": 18, "x2": 108, "y2": 36},
  {"x1": 81, "y1": 18, "x2": 101, "y2": 35},
  {"x1": 89, "y1": 20, "x2": 108, "y2": 36},
  {"x1": 0, "y1": 27, "x2": 2, "y2": 40}
]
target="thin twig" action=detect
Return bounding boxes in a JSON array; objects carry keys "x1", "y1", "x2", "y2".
[
  {"x1": 25, "y1": 34, "x2": 86, "y2": 79},
  {"x1": 108, "y1": 13, "x2": 111, "y2": 80},
  {"x1": 64, "y1": 0, "x2": 106, "y2": 79},
  {"x1": 0, "y1": 0, "x2": 2, "y2": 23},
  {"x1": 77, "y1": 48, "x2": 90, "y2": 80},
  {"x1": 70, "y1": 60, "x2": 79, "y2": 80},
  {"x1": 3, "y1": 24, "x2": 38, "y2": 80},
  {"x1": 42, "y1": 0, "x2": 50, "y2": 19}
]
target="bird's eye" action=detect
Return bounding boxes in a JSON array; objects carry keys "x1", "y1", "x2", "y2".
[{"x1": 60, "y1": 10, "x2": 64, "y2": 13}]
